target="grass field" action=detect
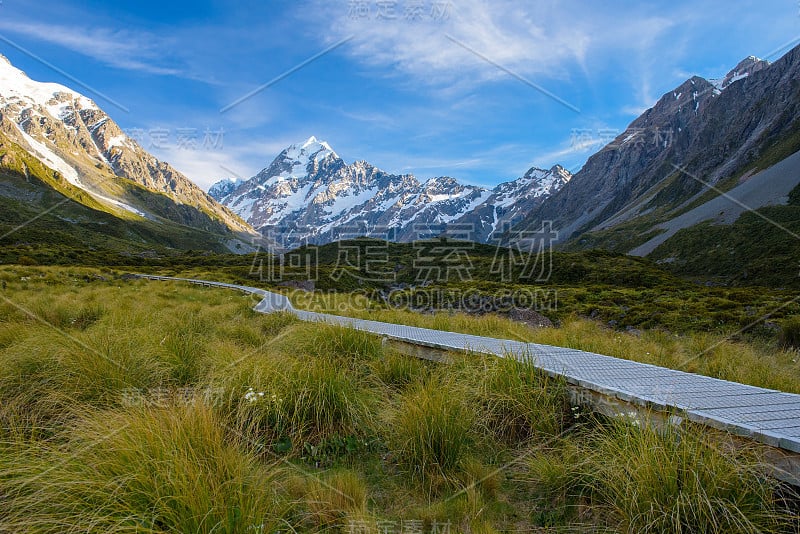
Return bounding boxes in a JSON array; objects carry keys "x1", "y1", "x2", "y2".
[{"x1": 0, "y1": 266, "x2": 798, "y2": 532}]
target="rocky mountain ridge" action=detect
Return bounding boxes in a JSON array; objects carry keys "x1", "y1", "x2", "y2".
[
  {"x1": 210, "y1": 136, "x2": 571, "y2": 246},
  {"x1": 515, "y1": 47, "x2": 800, "y2": 252},
  {"x1": 0, "y1": 53, "x2": 256, "y2": 247}
]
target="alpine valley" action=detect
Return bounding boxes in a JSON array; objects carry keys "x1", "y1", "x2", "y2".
[
  {"x1": 2, "y1": 41, "x2": 800, "y2": 288},
  {"x1": 5, "y1": 6, "x2": 800, "y2": 531}
]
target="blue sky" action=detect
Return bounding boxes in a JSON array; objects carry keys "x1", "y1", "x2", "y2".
[{"x1": 0, "y1": 0, "x2": 798, "y2": 189}]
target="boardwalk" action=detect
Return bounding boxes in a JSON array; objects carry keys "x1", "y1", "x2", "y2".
[{"x1": 137, "y1": 275, "x2": 800, "y2": 461}]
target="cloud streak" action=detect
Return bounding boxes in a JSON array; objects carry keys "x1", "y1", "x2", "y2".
[
  {"x1": 0, "y1": 20, "x2": 182, "y2": 76},
  {"x1": 299, "y1": 0, "x2": 685, "y2": 96},
  {"x1": 304, "y1": 0, "x2": 589, "y2": 88}
]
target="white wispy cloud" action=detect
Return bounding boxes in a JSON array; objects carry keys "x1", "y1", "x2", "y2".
[
  {"x1": 299, "y1": 1, "x2": 685, "y2": 93},
  {"x1": 0, "y1": 20, "x2": 182, "y2": 75},
  {"x1": 151, "y1": 146, "x2": 254, "y2": 191},
  {"x1": 528, "y1": 141, "x2": 598, "y2": 171},
  {"x1": 303, "y1": 0, "x2": 589, "y2": 87}
]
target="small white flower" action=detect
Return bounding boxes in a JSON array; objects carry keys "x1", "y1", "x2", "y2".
[{"x1": 244, "y1": 387, "x2": 268, "y2": 403}]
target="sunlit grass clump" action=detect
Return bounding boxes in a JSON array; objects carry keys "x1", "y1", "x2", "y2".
[
  {"x1": 779, "y1": 315, "x2": 800, "y2": 349},
  {"x1": 526, "y1": 419, "x2": 790, "y2": 533},
  {"x1": 220, "y1": 349, "x2": 378, "y2": 446},
  {"x1": 387, "y1": 378, "x2": 476, "y2": 477},
  {"x1": 0, "y1": 404, "x2": 291, "y2": 533},
  {"x1": 463, "y1": 354, "x2": 569, "y2": 443}
]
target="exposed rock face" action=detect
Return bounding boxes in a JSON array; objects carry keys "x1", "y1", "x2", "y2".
[{"x1": 516, "y1": 49, "x2": 798, "y2": 244}]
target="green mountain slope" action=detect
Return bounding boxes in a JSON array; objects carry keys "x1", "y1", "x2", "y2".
[{"x1": 0, "y1": 134, "x2": 252, "y2": 263}]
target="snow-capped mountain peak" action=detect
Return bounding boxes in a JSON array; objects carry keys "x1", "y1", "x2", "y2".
[
  {"x1": 209, "y1": 139, "x2": 572, "y2": 246},
  {"x1": 283, "y1": 135, "x2": 338, "y2": 165},
  {"x1": 208, "y1": 177, "x2": 246, "y2": 200},
  {"x1": 0, "y1": 53, "x2": 254, "y2": 237},
  {"x1": 0, "y1": 53, "x2": 98, "y2": 118}
]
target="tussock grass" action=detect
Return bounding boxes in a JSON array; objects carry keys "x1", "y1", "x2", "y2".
[
  {"x1": 0, "y1": 403, "x2": 292, "y2": 533},
  {"x1": 780, "y1": 315, "x2": 800, "y2": 349},
  {"x1": 1, "y1": 266, "x2": 797, "y2": 532},
  {"x1": 0, "y1": 328, "x2": 170, "y2": 437},
  {"x1": 386, "y1": 377, "x2": 476, "y2": 479},
  {"x1": 288, "y1": 469, "x2": 369, "y2": 529},
  {"x1": 526, "y1": 419, "x2": 791, "y2": 533},
  {"x1": 369, "y1": 350, "x2": 432, "y2": 389},
  {"x1": 33, "y1": 298, "x2": 105, "y2": 330},
  {"x1": 237, "y1": 354, "x2": 377, "y2": 444},
  {"x1": 211, "y1": 334, "x2": 379, "y2": 448},
  {"x1": 287, "y1": 321, "x2": 385, "y2": 363},
  {"x1": 457, "y1": 354, "x2": 569, "y2": 443}
]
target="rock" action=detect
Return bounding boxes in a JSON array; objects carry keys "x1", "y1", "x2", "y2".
[
  {"x1": 277, "y1": 279, "x2": 315, "y2": 292},
  {"x1": 507, "y1": 307, "x2": 554, "y2": 328},
  {"x1": 625, "y1": 325, "x2": 643, "y2": 337}
]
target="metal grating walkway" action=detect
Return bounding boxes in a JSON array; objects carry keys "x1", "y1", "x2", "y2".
[{"x1": 138, "y1": 275, "x2": 800, "y2": 455}]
